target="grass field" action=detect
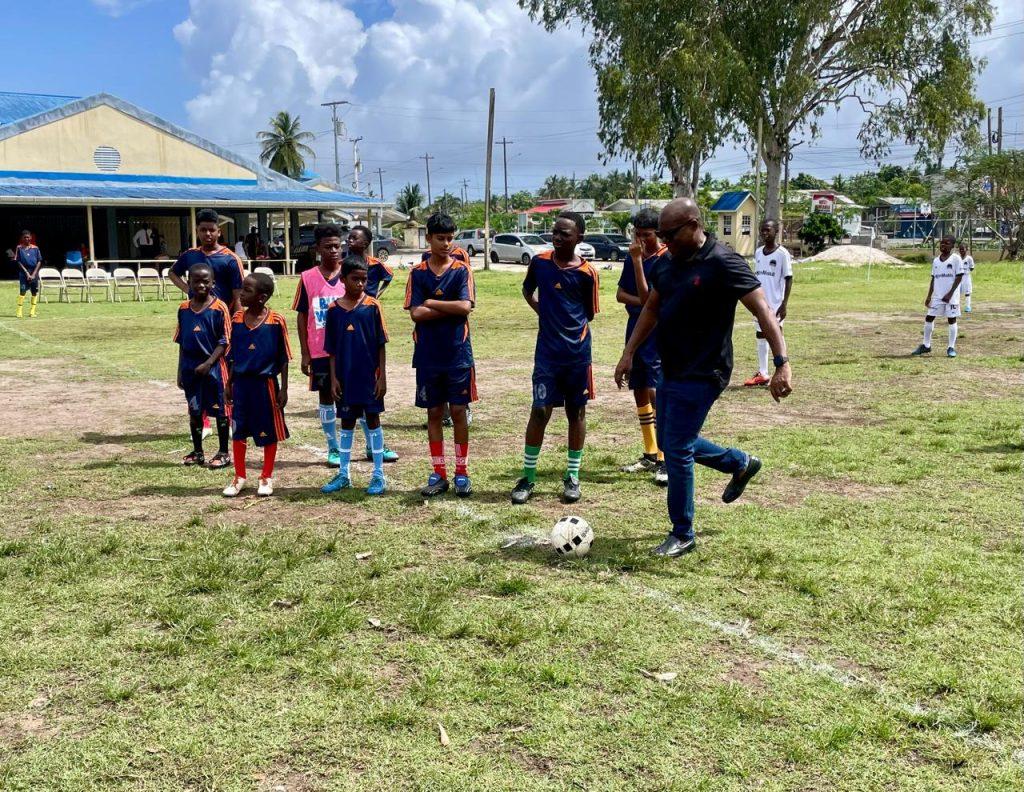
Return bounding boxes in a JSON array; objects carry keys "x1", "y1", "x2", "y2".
[{"x1": 0, "y1": 259, "x2": 1021, "y2": 791}]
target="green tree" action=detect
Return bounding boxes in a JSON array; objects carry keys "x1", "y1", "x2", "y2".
[
  {"x1": 395, "y1": 183, "x2": 424, "y2": 219},
  {"x1": 937, "y1": 151, "x2": 1024, "y2": 260},
  {"x1": 640, "y1": 180, "x2": 673, "y2": 199},
  {"x1": 510, "y1": 190, "x2": 536, "y2": 210},
  {"x1": 258, "y1": 111, "x2": 315, "y2": 179},
  {"x1": 540, "y1": 174, "x2": 575, "y2": 199},
  {"x1": 789, "y1": 173, "x2": 830, "y2": 190},
  {"x1": 798, "y1": 212, "x2": 845, "y2": 253},
  {"x1": 605, "y1": 212, "x2": 633, "y2": 235}
]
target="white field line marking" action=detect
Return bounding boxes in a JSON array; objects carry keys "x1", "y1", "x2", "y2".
[{"x1": 0, "y1": 320, "x2": 171, "y2": 387}]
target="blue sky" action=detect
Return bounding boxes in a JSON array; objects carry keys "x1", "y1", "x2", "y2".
[{"x1": 3, "y1": 0, "x2": 1021, "y2": 200}]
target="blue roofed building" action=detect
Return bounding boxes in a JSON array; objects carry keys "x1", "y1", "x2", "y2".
[
  {"x1": 0, "y1": 91, "x2": 389, "y2": 273},
  {"x1": 708, "y1": 190, "x2": 759, "y2": 256}
]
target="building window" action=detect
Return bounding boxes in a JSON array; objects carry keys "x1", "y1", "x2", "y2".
[
  {"x1": 723, "y1": 215, "x2": 733, "y2": 236},
  {"x1": 93, "y1": 146, "x2": 122, "y2": 172},
  {"x1": 741, "y1": 214, "x2": 752, "y2": 235}
]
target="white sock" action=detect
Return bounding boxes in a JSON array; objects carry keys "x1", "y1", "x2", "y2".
[
  {"x1": 965, "y1": 294, "x2": 971, "y2": 311},
  {"x1": 948, "y1": 322, "x2": 958, "y2": 349},
  {"x1": 923, "y1": 321, "x2": 934, "y2": 348},
  {"x1": 756, "y1": 338, "x2": 769, "y2": 377}
]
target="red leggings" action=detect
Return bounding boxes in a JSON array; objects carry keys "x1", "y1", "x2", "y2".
[{"x1": 233, "y1": 440, "x2": 277, "y2": 479}]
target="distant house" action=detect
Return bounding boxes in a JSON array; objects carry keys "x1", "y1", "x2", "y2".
[
  {"x1": 709, "y1": 190, "x2": 758, "y2": 255},
  {"x1": 601, "y1": 198, "x2": 671, "y2": 213}
]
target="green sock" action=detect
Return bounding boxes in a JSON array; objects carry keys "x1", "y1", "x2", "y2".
[
  {"x1": 522, "y1": 444, "x2": 541, "y2": 483},
  {"x1": 566, "y1": 448, "x2": 583, "y2": 480}
]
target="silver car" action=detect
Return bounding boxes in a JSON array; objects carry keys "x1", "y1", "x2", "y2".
[
  {"x1": 490, "y1": 233, "x2": 553, "y2": 264},
  {"x1": 536, "y1": 233, "x2": 595, "y2": 260}
]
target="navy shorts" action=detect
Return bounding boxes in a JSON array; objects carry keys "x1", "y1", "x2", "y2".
[
  {"x1": 18, "y1": 272, "x2": 39, "y2": 295},
  {"x1": 532, "y1": 361, "x2": 594, "y2": 408},
  {"x1": 337, "y1": 399, "x2": 385, "y2": 421},
  {"x1": 232, "y1": 376, "x2": 289, "y2": 447},
  {"x1": 415, "y1": 367, "x2": 477, "y2": 409},
  {"x1": 629, "y1": 354, "x2": 662, "y2": 392},
  {"x1": 308, "y1": 356, "x2": 331, "y2": 394},
  {"x1": 181, "y1": 367, "x2": 227, "y2": 418}
]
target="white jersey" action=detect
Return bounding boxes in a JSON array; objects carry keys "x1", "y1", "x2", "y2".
[
  {"x1": 754, "y1": 245, "x2": 793, "y2": 309},
  {"x1": 962, "y1": 254, "x2": 975, "y2": 271},
  {"x1": 931, "y1": 253, "x2": 964, "y2": 305}
]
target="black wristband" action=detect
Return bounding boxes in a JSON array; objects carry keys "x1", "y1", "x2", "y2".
[{"x1": 773, "y1": 355, "x2": 789, "y2": 368}]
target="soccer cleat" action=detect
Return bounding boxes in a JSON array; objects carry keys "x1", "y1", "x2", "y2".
[
  {"x1": 182, "y1": 451, "x2": 204, "y2": 466},
  {"x1": 722, "y1": 456, "x2": 762, "y2": 503},
  {"x1": 441, "y1": 408, "x2": 454, "y2": 429},
  {"x1": 366, "y1": 472, "x2": 387, "y2": 496},
  {"x1": 454, "y1": 473, "x2": 472, "y2": 498},
  {"x1": 365, "y1": 445, "x2": 399, "y2": 463},
  {"x1": 964, "y1": 306, "x2": 972, "y2": 313},
  {"x1": 29, "y1": 306, "x2": 37, "y2": 318},
  {"x1": 420, "y1": 473, "x2": 450, "y2": 498},
  {"x1": 654, "y1": 462, "x2": 669, "y2": 487},
  {"x1": 223, "y1": 477, "x2": 246, "y2": 497},
  {"x1": 16, "y1": 307, "x2": 23, "y2": 319},
  {"x1": 510, "y1": 477, "x2": 535, "y2": 505},
  {"x1": 652, "y1": 534, "x2": 696, "y2": 557},
  {"x1": 257, "y1": 477, "x2": 274, "y2": 497},
  {"x1": 562, "y1": 474, "x2": 582, "y2": 504},
  {"x1": 947, "y1": 346, "x2": 957, "y2": 358},
  {"x1": 207, "y1": 451, "x2": 231, "y2": 469},
  {"x1": 326, "y1": 449, "x2": 341, "y2": 467},
  {"x1": 320, "y1": 472, "x2": 352, "y2": 494},
  {"x1": 466, "y1": 405, "x2": 474, "y2": 426},
  {"x1": 620, "y1": 455, "x2": 656, "y2": 473},
  {"x1": 743, "y1": 372, "x2": 771, "y2": 387},
  {"x1": 911, "y1": 344, "x2": 931, "y2": 356}
]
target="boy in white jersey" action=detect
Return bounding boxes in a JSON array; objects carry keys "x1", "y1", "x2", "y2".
[
  {"x1": 958, "y1": 242, "x2": 974, "y2": 314},
  {"x1": 912, "y1": 235, "x2": 963, "y2": 358},
  {"x1": 744, "y1": 219, "x2": 793, "y2": 387}
]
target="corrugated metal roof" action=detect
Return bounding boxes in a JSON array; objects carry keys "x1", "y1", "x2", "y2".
[
  {"x1": 0, "y1": 91, "x2": 79, "y2": 125},
  {"x1": 709, "y1": 190, "x2": 751, "y2": 212}
]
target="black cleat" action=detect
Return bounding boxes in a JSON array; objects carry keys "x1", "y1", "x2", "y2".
[
  {"x1": 722, "y1": 456, "x2": 762, "y2": 503},
  {"x1": 561, "y1": 474, "x2": 581, "y2": 504},
  {"x1": 510, "y1": 477, "x2": 534, "y2": 505},
  {"x1": 652, "y1": 534, "x2": 696, "y2": 557},
  {"x1": 420, "y1": 473, "x2": 450, "y2": 498},
  {"x1": 454, "y1": 474, "x2": 473, "y2": 498}
]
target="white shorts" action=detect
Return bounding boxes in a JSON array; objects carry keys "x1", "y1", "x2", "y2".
[
  {"x1": 961, "y1": 273, "x2": 973, "y2": 295},
  {"x1": 753, "y1": 314, "x2": 784, "y2": 334},
  {"x1": 927, "y1": 300, "x2": 961, "y2": 319}
]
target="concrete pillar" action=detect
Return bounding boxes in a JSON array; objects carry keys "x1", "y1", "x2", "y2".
[{"x1": 257, "y1": 209, "x2": 269, "y2": 243}]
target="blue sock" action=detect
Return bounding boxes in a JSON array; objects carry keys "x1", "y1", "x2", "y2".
[
  {"x1": 359, "y1": 416, "x2": 372, "y2": 451},
  {"x1": 338, "y1": 428, "x2": 354, "y2": 479},
  {"x1": 369, "y1": 426, "x2": 385, "y2": 476},
  {"x1": 319, "y1": 403, "x2": 338, "y2": 454}
]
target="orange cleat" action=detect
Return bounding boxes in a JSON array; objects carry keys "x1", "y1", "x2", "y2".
[{"x1": 743, "y1": 373, "x2": 770, "y2": 387}]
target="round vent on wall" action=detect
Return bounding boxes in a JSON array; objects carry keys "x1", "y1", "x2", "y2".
[{"x1": 93, "y1": 146, "x2": 122, "y2": 172}]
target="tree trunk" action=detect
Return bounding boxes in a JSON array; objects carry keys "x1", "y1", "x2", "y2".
[
  {"x1": 762, "y1": 136, "x2": 784, "y2": 222},
  {"x1": 690, "y1": 158, "x2": 701, "y2": 196},
  {"x1": 667, "y1": 150, "x2": 695, "y2": 198}
]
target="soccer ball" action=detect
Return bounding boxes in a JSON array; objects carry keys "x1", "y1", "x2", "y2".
[{"x1": 550, "y1": 516, "x2": 594, "y2": 558}]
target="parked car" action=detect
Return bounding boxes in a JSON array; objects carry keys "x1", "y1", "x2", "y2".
[
  {"x1": 583, "y1": 232, "x2": 631, "y2": 261},
  {"x1": 490, "y1": 233, "x2": 553, "y2": 264},
  {"x1": 371, "y1": 233, "x2": 397, "y2": 261},
  {"x1": 454, "y1": 228, "x2": 490, "y2": 256},
  {"x1": 537, "y1": 233, "x2": 595, "y2": 259}
]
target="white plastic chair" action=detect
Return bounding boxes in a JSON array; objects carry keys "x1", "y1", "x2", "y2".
[
  {"x1": 112, "y1": 267, "x2": 140, "y2": 302},
  {"x1": 242, "y1": 268, "x2": 251, "y2": 279},
  {"x1": 37, "y1": 267, "x2": 67, "y2": 303},
  {"x1": 86, "y1": 267, "x2": 112, "y2": 301},
  {"x1": 160, "y1": 267, "x2": 173, "y2": 300},
  {"x1": 253, "y1": 265, "x2": 277, "y2": 283},
  {"x1": 137, "y1": 266, "x2": 163, "y2": 301},
  {"x1": 61, "y1": 268, "x2": 89, "y2": 302}
]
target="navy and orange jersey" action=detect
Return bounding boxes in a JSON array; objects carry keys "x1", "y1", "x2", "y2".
[
  {"x1": 228, "y1": 310, "x2": 292, "y2": 377},
  {"x1": 523, "y1": 251, "x2": 600, "y2": 365},
  {"x1": 420, "y1": 246, "x2": 470, "y2": 266},
  {"x1": 172, "y1": 246, "x2": 246, "y2": 306},
  {"x1": 15, "y1": 244, "x2": 42, "y2": 271},
  {"x1": 364, "y1": 257, "x2": 394, "y2": 298},
  {"x1": 618, "y1": 246, "x2": 667, "y2": 319},
  {"x1": 174, "y1": 298, "x2": 232, "y2": 370},
  {"x1": 404, "y1": 260, "x2": 475, "y2": 370},
  {"x1": 323, "y1": 296, "x2": 388, "y2": 405}
]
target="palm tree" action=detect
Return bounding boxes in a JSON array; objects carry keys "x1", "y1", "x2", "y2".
[
  {"x1": 258, "y1": 111, "x2": 315, "y2": 179},
  {"x1": 396, "y1": 183, "x2": 424, "y2": 219}
]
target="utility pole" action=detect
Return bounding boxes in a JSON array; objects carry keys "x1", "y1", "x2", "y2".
[
  {"x1": 753, "y1": 116, "x2": 763, "y2": 232},
  {"x1": 419, "y1": 153, "x2": 434, "y2": 205},
  {"x1": 350, "y1": 136, "x2": 363, "y2": 192},
  {"x1": 484, "y1": 88, "x2": 495, "y2": 271},
  {"x1": 496, "y1": 137, "x2": 513, "y2": 211},
  {"x1": 374, "y1": 168, "x2": 386, "y2": 202},
  {"x1": 320, "y1": 100, "x2": 349, "y2": 187},
  {"x1": 987, "y1": 108, "x2": 993, "y2": 155},
  {"x1": 460, "y1": 178, "x2": 470, "y2": 205},
  {"x1": 996, "y1": 106, "x2": 1003, "y2": 153}
]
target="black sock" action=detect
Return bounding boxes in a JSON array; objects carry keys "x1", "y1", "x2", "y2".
[
  {"x1": 189, "y1": 416, "x2": 204, "y2": 454},
  {"x1": 216, "y1": 417, "x2": 230, "y2": 455}
]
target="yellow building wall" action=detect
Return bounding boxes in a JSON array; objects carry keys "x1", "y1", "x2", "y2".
[
  {"x1": 715, "y1": 199, "x2": 757, "y2": 256},
  {"x1": 0, "y1": 104, "x2": 255, "y2": 180}
]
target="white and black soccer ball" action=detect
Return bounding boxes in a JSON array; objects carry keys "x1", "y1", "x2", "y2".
[{"x1": 550, "y1": 516, "x2": 593, "y2": 558}]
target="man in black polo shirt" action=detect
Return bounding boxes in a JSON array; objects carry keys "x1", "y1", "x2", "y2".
[{"x1": 614, "y1": 198, "x2": 793, "y2": 557}]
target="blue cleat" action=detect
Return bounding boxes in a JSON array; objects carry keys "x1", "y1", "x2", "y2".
[
  {"x1": 366, "y1": 472, "x2": 387, "y2": 496},
  {"x1": 946, "y1": 346, "x2": 957, "y2": 358},
  {"x1": 364, "y1": 445, "x2": 400, "y2": 463},
  {"x1": 910, "y1": 344, "x2": 931, "y2": 356},
  {"x1": 321, "y1": 472, "x2": 351, "y2": 494},
  {"x1": 454, "y1": 473, "x2": 472, "y2": 498},
  {"x1": 420, "y1": 472, "x2": 449, "y2": 497},
  {"x1": 326, "y1": 449, "x2": 341, "y2": 467}
]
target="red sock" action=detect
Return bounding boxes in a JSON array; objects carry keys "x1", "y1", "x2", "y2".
[
  {"x1": 261, "y1": 443, "x2": 277, "y2": 479},
  {"x1": 203, "y1": 413, "x2": 211, "y2": 430},
  {"x1": 455, "y1": 442, "x2": 469, "y2": 476},
  {"x1": 232, "y1": 440, "x2": 247, "y2": 478},
  {"x1": 429, "y1": 440, "x2": 447, "y2": 478}
]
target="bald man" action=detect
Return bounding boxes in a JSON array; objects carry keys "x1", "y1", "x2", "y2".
[{"x1": 614, "y1": 198, "x2": 793, "y2": 557}]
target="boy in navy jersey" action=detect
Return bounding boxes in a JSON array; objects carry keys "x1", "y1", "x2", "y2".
[
  {"x1": 174, "y1": 264, "x2": 233, "y2": 467},
  {"x1": 320, "y1": 256, "x2": 390, "y2": 496},
  {"x1": 404, "y1": 212, "x2": 476, "y2": 498},
  {"x1": 511, "y1": 211, "x2": 599, "y2": 505},
  {"x1": 13, "y1": 230, "x2": 42, "y2": 318},
  {"x1": 224, "y1": 273, "x2": 291, "y2": 497},
  {"x1": 170, "y1": 208, "x2": 246, "y2": 311}
]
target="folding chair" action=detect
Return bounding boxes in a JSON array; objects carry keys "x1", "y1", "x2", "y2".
[
  {"x1": 37, "y1": 267, "x2": 67, "y2": 303},
  {"x1": 86, "y1": 267, "x2": 113, "y2": 302},
  {"x1": 62, "y1": 268, "x2": 89, "y2": 302},
  {"x1": 112, "y1": 267, "x2": 140, "y2": 302},
  {"x1": 137, "y1": 266, "x2": 163, "y2": 301},
  {"x1": 253, "y1": 265, "x2": 277, "y2": 284},
  {"x1": 160, "y1": 267, "x2": 173, "y2": 300}
]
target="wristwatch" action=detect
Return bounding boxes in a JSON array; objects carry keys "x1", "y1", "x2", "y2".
[{"x1": 773, "y1": 355, "x2": 789, "y2": 368}]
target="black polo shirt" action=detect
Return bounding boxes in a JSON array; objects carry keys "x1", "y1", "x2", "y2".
[{"x1": 648, "y1": 234, "x2": 761, "y2": 389}]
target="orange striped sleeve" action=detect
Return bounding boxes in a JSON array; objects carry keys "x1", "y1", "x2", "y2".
[
  {"x1": 291, "y1": 279, "x2": 304, "y2": 311},
  {"x1": 403, "y1": 268, "x2": 415, "y2": 309},
  {"x1": 269, "y1": 311, "x2": 293, "y2": 359}
]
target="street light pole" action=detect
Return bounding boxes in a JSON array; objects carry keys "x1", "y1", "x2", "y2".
[{"x1": 320, "y1": 100, "x2": 350, "y2": 187}]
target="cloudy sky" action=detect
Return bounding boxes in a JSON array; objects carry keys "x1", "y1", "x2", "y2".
[{"x1": 3, "y1": 0, "x2": 1021, "y2": 200}]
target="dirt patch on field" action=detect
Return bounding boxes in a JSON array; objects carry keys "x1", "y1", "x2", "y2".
[{"x1": 721, "y1": 657, "x2": 771, "y2": 691}]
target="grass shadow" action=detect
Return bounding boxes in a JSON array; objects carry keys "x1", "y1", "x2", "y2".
[{"x1": 80, "y1": 431, "x2": 182, "y2": 444}]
